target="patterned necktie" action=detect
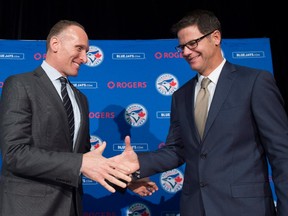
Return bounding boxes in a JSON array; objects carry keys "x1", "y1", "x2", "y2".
[
  {"x1": 59, "y1": 77, "x2": 74, "y2": 144},
  {"x1": 194, "y1": 77, "x2": 211, "y2": 139}
]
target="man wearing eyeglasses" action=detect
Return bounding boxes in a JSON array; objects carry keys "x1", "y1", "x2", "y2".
[{"x1": 118, "y1": 9, "x2": 288, "y2": 216}]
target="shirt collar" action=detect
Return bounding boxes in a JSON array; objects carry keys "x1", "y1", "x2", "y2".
[
  {"x1": 41, "y1": 60, "x2": 65, "y2": 81},
  {"x1": 198, "y1": 58, "x2": 226, "y2": 85}
]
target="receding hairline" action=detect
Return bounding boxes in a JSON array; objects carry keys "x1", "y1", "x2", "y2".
[{"x1": 46, "y1": 20, "x2": 85, "y2": 50}]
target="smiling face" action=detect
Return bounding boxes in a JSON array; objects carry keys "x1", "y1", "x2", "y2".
[
  {"x1": 46, "y1": 25, "x2": 89, "y2": 77},
  {"x1": 177, "y1": 25, "x2": 223, "y2": 76}
]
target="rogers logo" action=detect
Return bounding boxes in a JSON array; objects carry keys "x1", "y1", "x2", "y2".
[
  {"x1": 158, "y1": 142, "x2": 165, "y2": 149},
  {"x1": 154, "y1": 51, "x2": 183, "y2": 59},
  {"x1": 107, "y1": 81, "x2": 147, "y2": 89},
  {"x1": 34, "y1": 53, "x2": 46, "y2": 60},
  {"x1": 89, "y1": 112, "x2": 115, "y2": 119}
]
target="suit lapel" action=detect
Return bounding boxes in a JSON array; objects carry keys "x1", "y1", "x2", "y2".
[
  {"x1": 202, "y1": 62, "x2": 237, "y2": 144},
  {"x1": 34, "y1": 67, "x2": 72, "y2": 147},
  {"x1": 184, "y1": 76, "x2": 201, "y2": 143}
]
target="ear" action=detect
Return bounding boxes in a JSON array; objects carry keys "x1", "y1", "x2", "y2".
[
  {"x1": 212, "y1": 30, "x2": 221, "y2": 46},
  {"x1": 50, "y1": 36, "x2": 60, "y2": 53}
]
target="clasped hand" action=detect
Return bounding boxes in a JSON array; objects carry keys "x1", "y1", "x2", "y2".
[{"x1": 81, "y1": 136, "x2": 140, "y2": 193}]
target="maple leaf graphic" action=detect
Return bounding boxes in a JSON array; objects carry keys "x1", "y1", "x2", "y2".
[
  {"x1": 141, "y1": 212, "x2": 150, "y2": 216},
  {"x1": 175, "y1": 176, "x2": 183, "y2": 183},
  {"x1": 170, "y1": 81, "x2": 177, "y2": 86},
  {"x1": 138, "y1": 111, "x2": 146, "y2": 118},
  {"x1": 95, "y1": 53, "x2": 102, "y2": 59}
]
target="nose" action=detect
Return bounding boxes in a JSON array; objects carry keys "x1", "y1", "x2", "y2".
[
  {"x1": 81, "y1": 51, "x2": 88, "y2": 64},
  {"x1": 182, "y1": 46, "x2": 192, "y2": 57}
]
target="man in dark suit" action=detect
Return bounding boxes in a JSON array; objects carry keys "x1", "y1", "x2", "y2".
[
  {"x1": 0, "y1": 20, "x2": 134, "y2": 216},
  {"x1": 119, "y1": 9, "x2": 288, "y2": 215}
]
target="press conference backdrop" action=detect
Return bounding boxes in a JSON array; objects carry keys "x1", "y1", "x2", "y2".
[{"x1": 0, "y1": 38, "x2": 275, "y2": 215}]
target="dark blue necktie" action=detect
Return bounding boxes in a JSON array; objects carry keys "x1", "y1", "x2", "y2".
[{"x1": 59, "y1": 77, "x2": 74, "y2": 145}]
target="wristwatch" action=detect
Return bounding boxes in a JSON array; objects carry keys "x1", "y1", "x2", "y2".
[{"x1": 131, "y1": 169, "x2": 141, "y2": 180}]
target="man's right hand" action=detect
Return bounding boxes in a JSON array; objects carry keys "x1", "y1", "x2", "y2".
[{"x1": 81, "y1": 141, "x2": 132, "y2": 193}]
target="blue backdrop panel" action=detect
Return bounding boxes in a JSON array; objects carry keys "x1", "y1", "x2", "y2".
[{"x1": 0, "y1": 38, "x2": 274, "y2": 215}]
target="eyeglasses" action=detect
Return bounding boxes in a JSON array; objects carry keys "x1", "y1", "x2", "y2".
[{"x1": 175, "y1": 30, "x2": 215, "y2": 53}]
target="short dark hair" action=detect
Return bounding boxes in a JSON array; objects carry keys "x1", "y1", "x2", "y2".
[
  {"x1": 46, "y1": 20, "x2": 85, "y2": 50},
  {"x1": 171, "y1": 9, "x2": 221, "y2": 36}
]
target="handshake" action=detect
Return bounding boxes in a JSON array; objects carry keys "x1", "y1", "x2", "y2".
[{"x1": 80, "y1": 136, "x2": 158, "y2": 196}]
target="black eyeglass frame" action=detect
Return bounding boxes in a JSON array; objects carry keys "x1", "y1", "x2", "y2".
[{"x1": 175, "y1": 30, "x2": 216, "y2": 52}]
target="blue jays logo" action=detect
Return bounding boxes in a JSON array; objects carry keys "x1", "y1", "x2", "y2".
[
  {"x1": 156, "y1": 73, "x2": 179, "y2": 96},
  {"x1": 85, "y1": 46, "x2": 104, "y2": 67},
  {"x1": 127, "y1": 202, "x2": 151, "y2": 216},
  {"x1": 160, "y1": 169, "x2": 183, "y2": 193},
  {"x1": 90, "y1": 135, "x2": 103, "y2": 151},
  {"x1": 125, "y1": 103, "x2": 148, "y2": 127}
]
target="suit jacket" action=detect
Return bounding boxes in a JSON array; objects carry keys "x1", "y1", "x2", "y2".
[
  {"x1": 138, "y1": 61, "x2": 288, "y2": 216},
  {"x1": 0, "y1": 67, "x2": 91, "y2": 216}
]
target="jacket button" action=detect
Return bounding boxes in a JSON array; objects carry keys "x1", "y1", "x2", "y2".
[
  {"x1": 200, "y1": 182, "x2": 207, "y2": 187},
  {"x1": 200, "y1": 153, "x2": 207, "y2": 159}
]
